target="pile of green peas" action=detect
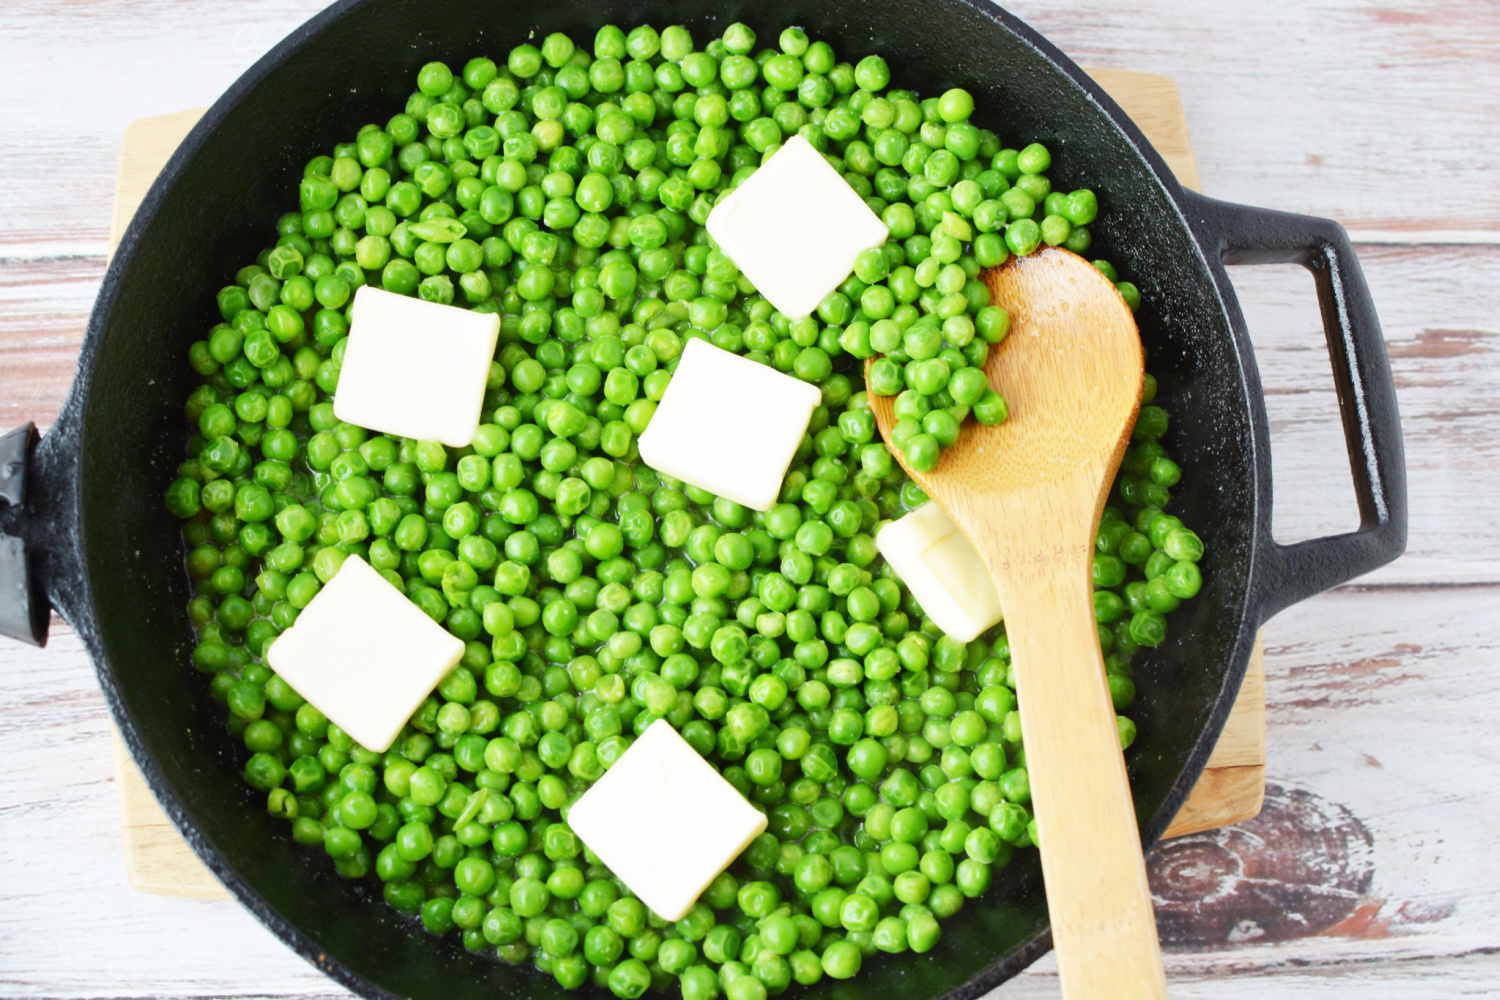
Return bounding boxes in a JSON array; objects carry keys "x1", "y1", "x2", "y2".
[
  {"x1": 162, "y1": 20, "x2": 1204, "y2": 999},
  {"x1": 820, "y1": 79, "x2": 1138, "y2": 474}
]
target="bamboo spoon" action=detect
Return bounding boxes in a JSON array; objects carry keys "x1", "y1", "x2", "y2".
[{"x1": 866, "y1": 246, "x2": 1166, "y2": 998}]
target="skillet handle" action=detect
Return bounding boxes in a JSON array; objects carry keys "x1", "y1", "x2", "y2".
[
  {"x1": 1183, "y1": 192, "x2": 1407, "y2": 621},
  {"x1": 0, "y1": 417, "x2": 82, "y2": 647},
  {"x1": 0, "y1": 423, "x2": 50, "y2": 645}
]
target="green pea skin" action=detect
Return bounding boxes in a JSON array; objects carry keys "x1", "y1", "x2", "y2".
[{"x1": 821, "y1": 940, "x2": 862, "y2": 979}]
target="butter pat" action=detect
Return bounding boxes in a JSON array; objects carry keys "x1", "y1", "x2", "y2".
[
  {"x1": 333, "y1": 285, "x2": 500, "y2": 447},
  {"x1": 876, "y1": 502, "x2": 1004, "y2": 643},
  {"x1": 568, "y1": 720, "x2": 768, "y2": 921},
  {"x1": 266, "y1": 555, "x2": 464, "y2": 752},
  {"x1": 706, "y1": 135, "x2": 888, "y2": 319},
  {"x1": 637, "y1": 338, "x2": 820, "y2": 511}
]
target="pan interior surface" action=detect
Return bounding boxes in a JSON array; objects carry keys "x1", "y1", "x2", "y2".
[{"x1": 83, "y1": 1, "x2": 1255, "y2": 997}]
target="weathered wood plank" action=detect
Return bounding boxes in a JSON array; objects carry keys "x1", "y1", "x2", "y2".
[
  {"x1": 1005, "y1": 0, "x2": 1500, "y2": 241},
  {"x1": 0, "y1": 0, "x2": 325, "y2": 253},
  {"x1": 0, "y1": 255, "x2": 101, "y2": 428},
  {"x1": 998, "y1": 950, "x2": 1500, "y2": 998},
  {"x1": 1146, "y1": 584, "x2": 1500, "y2": 974}
]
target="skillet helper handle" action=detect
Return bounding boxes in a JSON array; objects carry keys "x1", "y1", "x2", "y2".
[
  {"x1": 0, "y1": 422, "x2": 50, "y2": 645},
  {"x1": 1184, "y1": 192, "x2": 1408, "y2": 621}
]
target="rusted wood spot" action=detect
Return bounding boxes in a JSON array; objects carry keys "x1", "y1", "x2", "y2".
[
  {"x1": 1387, "y1": 329, "x2": 1492, "y2": 359},
  {"x1": 1148, "y1": 784, "x2": 1376, "y2": 949}
]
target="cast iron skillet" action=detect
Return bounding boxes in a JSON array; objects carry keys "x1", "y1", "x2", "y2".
[{"x1": 0, "y1": 0, "x2": 1406, "y2": 996}]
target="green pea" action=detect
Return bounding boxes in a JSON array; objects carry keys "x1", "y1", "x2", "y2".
[{"x1": 821, "y1": 939, "x2": 862, "y2": 979}]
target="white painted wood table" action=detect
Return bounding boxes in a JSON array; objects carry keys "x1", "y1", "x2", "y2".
[{"x1": 1, "y1": 1, "x2": 1496, "y2": 997}]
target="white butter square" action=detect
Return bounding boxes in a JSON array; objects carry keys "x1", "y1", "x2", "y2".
[
  {"x1": 876, "y1": 501, "x2": 1004, "y2": 643},
  {"x1": 265, "y1": 555, "x2": 464, "y2": 752},
  {"x1": 567, "y1": 719, "x2": 768, "y2": 921},
  {"x1": 637, "y1": 338, "x2": 821, "y2": 512},
  {"x1": 706, "y1": 134, "x2": 888, "y2": 319},
  {"x1": 333, "y1": 285, "x2": 500, "y2": 448}
]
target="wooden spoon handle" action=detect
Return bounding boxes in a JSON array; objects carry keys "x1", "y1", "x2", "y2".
[{"x1": 995, "y1": 548, "x2": 1167, "y2": 999}]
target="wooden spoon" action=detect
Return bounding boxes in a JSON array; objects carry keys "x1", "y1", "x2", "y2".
[{"x1": 866, "y1": 247, "x2": 1165, "y2": 998}]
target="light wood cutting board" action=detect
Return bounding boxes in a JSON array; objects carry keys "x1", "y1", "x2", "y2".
[{"x1": 109, "y1": 67, "x2": 1260, "y2": 900}]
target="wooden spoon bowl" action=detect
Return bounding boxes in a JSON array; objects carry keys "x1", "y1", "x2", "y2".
[{"x1": 866, "y1": 247, "x2": 1164, "y2": 998}]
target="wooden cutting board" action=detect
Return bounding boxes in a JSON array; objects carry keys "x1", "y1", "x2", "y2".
[{"x1": 109, "y1": 67, "x2": 1259, "y2": 900}]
